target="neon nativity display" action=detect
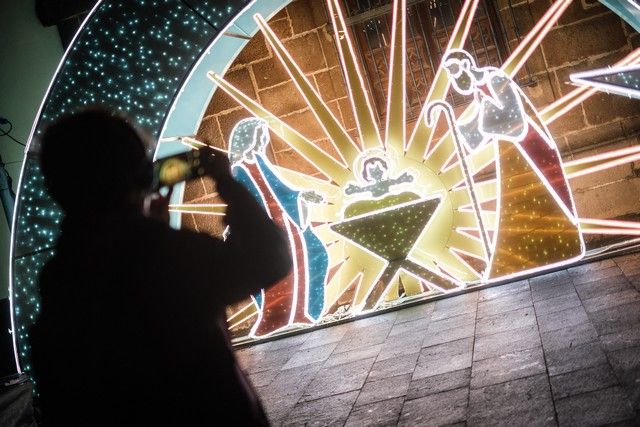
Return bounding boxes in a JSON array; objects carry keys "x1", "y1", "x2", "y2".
[
  {"x1": 11, "y1": 0, "x2": 640, "y2": 370},
  {"x1": 164, "y1": 0, "x2": 640, "y2": 340}
]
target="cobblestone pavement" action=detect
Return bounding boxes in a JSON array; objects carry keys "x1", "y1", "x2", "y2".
[{"x1": 235, "y1": 254, "x2": 640, "y2": 426}]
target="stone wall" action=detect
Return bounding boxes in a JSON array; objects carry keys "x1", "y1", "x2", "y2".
[
  {"x1": 185, "y1": 0, "x2": 640, "y2": 245},
  {"x1": 509, "y1": 0, "x2": 640, "y2": 228}
]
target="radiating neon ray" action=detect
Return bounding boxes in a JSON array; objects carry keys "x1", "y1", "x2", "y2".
[
  {"x1": 579, "y1": 218, "x2": 640, "y2": 230},
  {"x1": 501, "y1": 0, "x2": 572, "y2": 75},
  {"x1": 227, "y1": 301, "x2": 256, "y2": 322},
  {"x1": 449, "y1": 247, "x2": 483, "y2": 278},
  {"x1": 564, "y1": 145, "x2": 640, "y2": 179},
  {"x1": 541, "y1": 48, "x2": 640, "y2": 123},
  {"x1": 454, "y1": 210, "x2": 498, "y2": 229},
  {"x1": 178, "y1": 136, "x2": 230, "y2": 153},
  {"x1": 326, "y1": 0, "x2": 383, "y2": 150},
  {"x1": 208, "y1": 72, "x2": 352, "y2": 184},
  {"x1": 581, "y1": 228, "x2": 640, "y2": 235},
  {"x1": 565, "y1": 144, "x2": 640, "y2": 166},
  {"x1": 570, "y1": 62, "x2": 640, "y2": 99},
  {"x1": 254, "y1": 14, "x2": 360, "y2": 165},
  {"x1": 447, "y1": 232, "x2": 486, "y2": 260},
  {"x1": 406, "y1": 0, "x2": 480, "y2": 158},
  {"x1": 456, "y1": 227, "x2": 484, "y2": 242},
  {"x1": 169, "y1": 204, "x2": 226, "y2": 215},
  {"x1": 467, "y1": 142, "x2": 497, "y2": 175},
  {"x1": 397, "y1": 272, "x2": 424, "y2": 296},
  {"x1": 229, "y1": 311, "x2": 258, "y2": 330},
  {"x1": 324, "y1": 271, "x2": 363, "y2": 315},
  {"x1": 384, "y1": 0, "x2": 407, "y2": 151}
]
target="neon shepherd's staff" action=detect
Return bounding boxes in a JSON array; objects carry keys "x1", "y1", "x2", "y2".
[{"x1": 425, "y1": 101, "x2": 492, "y2": 261}]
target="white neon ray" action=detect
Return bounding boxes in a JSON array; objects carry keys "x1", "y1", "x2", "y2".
[
  {"x1": 567, "y1": 149, "x2": 640, "y2": 179},
  {"x1": 254, "y1": 13, "x2": 360, "y2": 165},
  {"x1": 456, "y1": 227, "x2": 485, "y2": 242},
  {"x1": 384, "y1": 0, "x2": 407, "y2": 150},
  {"x1": 448, "y1": 247, "x2": 483, "y2": 279},
  {"x1": 168, "y1": 204, "x2": 226, "y2": 215},
  {"x1": 542, "y1": 48, "x2": 640, "y2": 123},
  {"x1": 208, "y1": 71, "x2": 352, "y2": 184},
  {"x1": 229, "y1": 311, "x2": 258, "y2": 330},
  {"x1": 227, "y1": 301, "x2": 256, "y2": 322},
  {"x1": 501, "y1": 0, "x2": 572, "y2": 75},
  {"x1": 326, "y1": 0, "x2": 383, "y2": 150},
  {"x1": 581, "y1": 228, "x2": 640, "y2": 235},
  {"x1": 579, "y1": 218, "x2": 640, "y2": 229},
  {"x1": 570, "y1": 63, "x2": 640, "y2": 100}
]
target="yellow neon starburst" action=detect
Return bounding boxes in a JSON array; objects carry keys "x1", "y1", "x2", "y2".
[{"x1": 168, "y1": 0, "x2": 640, "y2": 330}]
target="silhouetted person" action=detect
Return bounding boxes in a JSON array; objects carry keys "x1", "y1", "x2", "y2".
[{"x1": 28, "y1": 107, "x2": 291, "y2": 425}]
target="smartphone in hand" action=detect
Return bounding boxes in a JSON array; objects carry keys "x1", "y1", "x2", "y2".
[{"x1": 151, "y1": 150, "x2": 207, "y2": 191}]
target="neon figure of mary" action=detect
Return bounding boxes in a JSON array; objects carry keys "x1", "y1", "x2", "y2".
[{"x1": 228, "y1": 117, "x2": 328, "y2": 338}]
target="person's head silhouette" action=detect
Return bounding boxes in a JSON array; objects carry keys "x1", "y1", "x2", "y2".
[{"x1": 39, "y1": 106, "x2": 153, "y2": 216}]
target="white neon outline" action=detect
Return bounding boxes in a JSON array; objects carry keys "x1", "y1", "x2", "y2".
[{"x1": 570, "y1": 63, "x2": 640, "y2": 100}]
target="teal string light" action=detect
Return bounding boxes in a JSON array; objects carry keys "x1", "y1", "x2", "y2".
[{"x1": 11, "y1": 0, "x2": 250, "y2": 376}]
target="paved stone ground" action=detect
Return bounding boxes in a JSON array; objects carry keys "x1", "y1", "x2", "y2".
[{"x1": 235, "y1": 254, "x2": 640, "y2": 426}]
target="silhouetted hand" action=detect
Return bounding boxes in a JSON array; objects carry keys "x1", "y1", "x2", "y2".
[
  {"x1": 201, "y1": 149, "x2": 232, "y2": 183},
  {"x1": 146, "y1": 185, "x2": 173, "y2": 224}
]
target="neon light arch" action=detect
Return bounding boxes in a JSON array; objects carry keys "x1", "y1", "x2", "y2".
[{"x1": 10, "y1": 0, "x2": 640, "y2": 369}]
